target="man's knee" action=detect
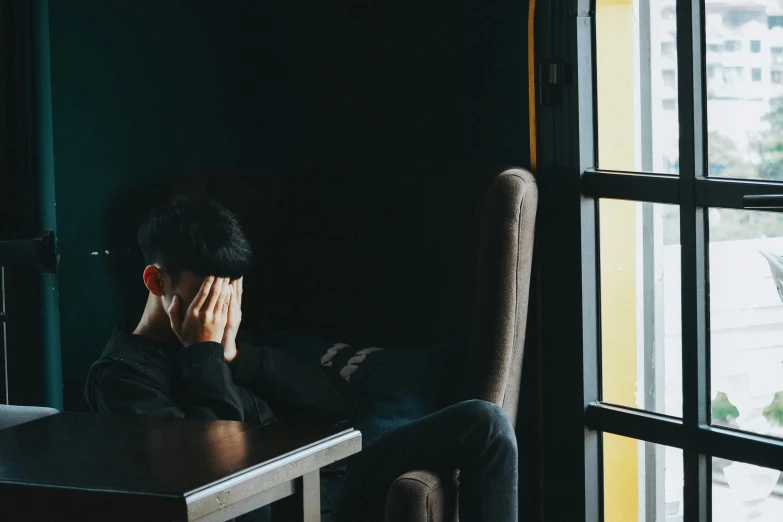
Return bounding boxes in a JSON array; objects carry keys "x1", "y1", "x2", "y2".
[{"x1": 458, "y1": 400, "x2": 517, "y2": 451}]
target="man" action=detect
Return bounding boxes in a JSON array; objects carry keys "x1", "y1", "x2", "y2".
[{"x1": 85, "y1": 196, "x2": 518, "y2": 522}]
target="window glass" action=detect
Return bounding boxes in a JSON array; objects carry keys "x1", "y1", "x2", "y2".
[
  {"x1": 713, "y1": 458, "x2": 783, "y2": 522},
  {"x1": 707, "y1": 0, "x2": 783, "y2": 179},
  {"x1": 600, "y1": 201, "x2": 682, "y2": 417},
  {"x1": 604, "y1": 433, "x2": 683, "y2": 522},
  {"x1": 596, "y1": 0, "x2": 678, "y2": 173},
  {"x1": 709, "y1": 209, "x2": 783, "y2": 440}
]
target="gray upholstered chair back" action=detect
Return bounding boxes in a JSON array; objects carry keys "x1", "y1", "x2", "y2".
[
  {"x1": 459, "y1": 168, "x2": 537, "y2": 426},
  {"x1": 167, "y1": 168, "x2": 538, "y2": 428}
]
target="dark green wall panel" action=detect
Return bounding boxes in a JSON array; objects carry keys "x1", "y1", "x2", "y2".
[
  {"x1": 49, "y1": 2, "x2": 284, "y2": 408},
  {"x1": 48, "y1": 0, "x2": 530, "y2": 410}
]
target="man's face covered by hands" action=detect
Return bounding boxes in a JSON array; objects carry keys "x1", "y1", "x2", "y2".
[
  {"x1": 160, "y1": 270, "x2": 244, "y2": 362},
  {"x1": 163, "y1": 270, "x2": 208, "y2": 321}
]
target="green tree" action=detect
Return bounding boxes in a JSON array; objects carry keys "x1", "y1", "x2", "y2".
[
  {"x1": 763, "y1": 391, "x2": 783, "y2": 427},
  {"x1": 708, "y1": 131, "x2": 753, "y2": 178},
  {"x1": 712, "y1": 391, "x2": 740, "y2": 428}
]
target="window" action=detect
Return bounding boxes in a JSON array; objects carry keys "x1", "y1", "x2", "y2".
[
  {"x1": 661, "y1": 41, "x2": 675, "y2": 57},
  {"x1": 773, "y1": 70, "x2": 783, "y2": 84},
  {"x1": 752, "y1": 68, "x2": 762, "y2": 82},
  {"x1": 722, "y1": 66, "x2": 743, "y2": 83},
  {"x1": 751, "y1": 40, "x2": 762, "y2": 53},
  {"x1": 536, "y1": 0, "x2": 783, "y2": 519},
  {"x1": 772, "y1": 47, "x2": 783, "y2": 65},
  {"x1": 725, "y1": 9, "x2": 764, "y2": 27},
  {"x1": 662, "y1": 69, "x2": 676, "y2": 88},
  {"x1": 725, "y1": 40, "x2": 741, "y2": 52}
]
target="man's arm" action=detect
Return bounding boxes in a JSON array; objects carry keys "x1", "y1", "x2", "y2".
[
  {"x1": 221, "y1": 278, "x2": 355, "y2": 425},
  {"x1": 176, "y1": 341, "x2": 279, "y2": 422},
  {"x1": 89, "y1": 351, "x2": 279, "y2": 423},
  {"x1": 231, "y1": 342, "x2": 356, "y2": 425}
]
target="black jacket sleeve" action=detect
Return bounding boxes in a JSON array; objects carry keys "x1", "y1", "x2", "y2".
[
  {"x1": 231, "y1": 343, "x2": 356, "y2": 425},
  {"x1": 90, "y1": 342, "x2": 278, "y2": 424},
  {"x1": 174, "y1": 342, "x2": 278, "y2": 423}
]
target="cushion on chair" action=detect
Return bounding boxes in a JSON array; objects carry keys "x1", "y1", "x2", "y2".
[
  {"x1": 276, "y1": 330, "x2": 453, "y2": 448},
  {"x1": 384, "y1": 470, "x2": 458, "y2": 522}
]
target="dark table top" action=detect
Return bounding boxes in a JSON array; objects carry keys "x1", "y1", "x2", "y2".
[{"x1": 0, "y1": 412, "x2": 352, "y2": 521}]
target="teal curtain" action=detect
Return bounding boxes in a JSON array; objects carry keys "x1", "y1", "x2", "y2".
[{"x1": 0, "y1": 1, "x2": 62, "y2": 409}]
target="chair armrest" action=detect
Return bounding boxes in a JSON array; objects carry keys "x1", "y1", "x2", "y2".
[{"x1": 384, "y1": 469, "x2": 458, "y2": 522}]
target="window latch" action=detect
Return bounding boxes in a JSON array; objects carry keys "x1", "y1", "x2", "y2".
[
  {"x1": 0, "y1": 231, "x2": 58, "y2": 273},
  {"x1": 539, "y1": 61, "x2": 568, "y2": 107},
  {"x1": 743, "y1": 194, "x2": 783, "y2": 211}
]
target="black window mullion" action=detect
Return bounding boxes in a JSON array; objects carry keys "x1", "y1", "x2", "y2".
[
  {"x1": 582, "y1": 170, "x2": 680, "y2": 204},
  {"x1": 586, "y1": 402, "x2": 783, "y2": 470},
  {"x1": 586, "y1": 403, "x2": 684, "y2": 447},
  {"x1": 536, "y1": 0, "x2": 601, "y2": 520},
  {"x1": 676, "y1": 0, "x2": 710, "y2": 520},
  {"x1": 577, "y1": 0, "x2": 601, "y2": 520}
]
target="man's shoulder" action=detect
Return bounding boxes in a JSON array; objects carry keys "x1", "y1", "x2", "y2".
[
  {"x1": 84, "y1": 329, "x2": 176, "y2": 409},
  {"x1": 93, "y1": 328, "x2": 175, "y2": 378},
  {"x1": 93, "y1": 329, "x2": 145, "y2": 364}
]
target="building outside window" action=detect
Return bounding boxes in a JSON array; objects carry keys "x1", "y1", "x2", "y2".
[{"x1": 725, "y1": 39, "x2": 742, "y2": 52}]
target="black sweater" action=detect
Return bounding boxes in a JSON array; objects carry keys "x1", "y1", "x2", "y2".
[{"x1": 84, "y1": 329, "x2": 355, "y2": 425}]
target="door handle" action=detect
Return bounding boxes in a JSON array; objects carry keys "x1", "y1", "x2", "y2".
[{"x1": 743, "y1": 195, "x2": 783, "y2": 211}]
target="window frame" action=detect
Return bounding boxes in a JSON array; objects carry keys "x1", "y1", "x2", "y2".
[{"x1": 535, "y1": 0, "x2": 783, "y2": 521}]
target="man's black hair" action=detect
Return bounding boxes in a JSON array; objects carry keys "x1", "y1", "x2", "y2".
[{"x1": 137, "y1": 196, "x2": 252, "y2": 280}]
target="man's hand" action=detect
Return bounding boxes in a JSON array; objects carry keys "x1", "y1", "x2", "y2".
[
  {"x1": 167, "y1": 276, "x2": 232, "y2": 347},
  {"x1": 222, "y1": 277, "x2": 243, "y2": 364}
]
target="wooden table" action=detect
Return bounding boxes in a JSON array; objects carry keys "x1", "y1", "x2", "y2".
[{"x1": 0, "y1": 412, "x2": 361, "y2": 521}]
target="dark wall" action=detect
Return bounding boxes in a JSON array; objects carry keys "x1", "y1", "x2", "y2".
[{"x1": 48, "y1": 0, "x2": 530, "y2": 410}]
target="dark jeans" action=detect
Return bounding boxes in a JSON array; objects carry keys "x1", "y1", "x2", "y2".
[{"x1": 322, "y1": 399, "x2": 519, "y2": 522}]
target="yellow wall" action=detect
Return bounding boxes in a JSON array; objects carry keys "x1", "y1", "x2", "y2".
[{"x1": 596, "y1": 0, "x2": 639, "y2": 520}]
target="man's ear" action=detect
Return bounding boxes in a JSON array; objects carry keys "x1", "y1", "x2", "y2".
[{"x1": 142, "y1": 265, "x2": 165, "y2": 297}]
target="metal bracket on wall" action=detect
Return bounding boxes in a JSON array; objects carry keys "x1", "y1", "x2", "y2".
[
  {"x1": 538, "y1": 61, "x2": 568, "y2": 107},
  {"x1": 0, "y1": 232, "x2": 58, "y2": 273}
]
